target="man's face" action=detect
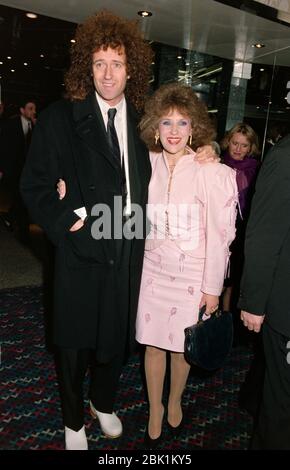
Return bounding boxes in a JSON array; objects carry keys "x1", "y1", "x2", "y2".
[
  {"x1": 92, "y1": 46, "x2": 127, "y2": 106},
  {"x1": 20, "y1": 102, "x2": 36, "y2": 121}
]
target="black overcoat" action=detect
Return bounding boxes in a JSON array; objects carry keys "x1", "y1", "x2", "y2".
[
  {"x1": 20, "y1": 93, "x2": 151, "y2": 361},
  {"x1": 239, "y1": 134, "x2": 290, "y2": 336}
]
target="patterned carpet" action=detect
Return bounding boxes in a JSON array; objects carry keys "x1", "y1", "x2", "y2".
[{"x1": 0, "y1": 285, "x2": 253, "y2": 451}]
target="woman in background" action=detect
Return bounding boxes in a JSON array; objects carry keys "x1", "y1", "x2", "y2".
[{"x1": 220, "y1": 123, "x2": 260, "y2": 313}]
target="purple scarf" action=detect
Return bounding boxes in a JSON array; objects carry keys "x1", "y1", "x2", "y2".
[{"x1": 223, "y1": 152, "x2": 259, "y2": 217}]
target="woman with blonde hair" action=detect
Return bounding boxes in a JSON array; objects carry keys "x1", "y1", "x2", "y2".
[{"x1": 220, "y1": 123, "x2": 260, "y2": 313}]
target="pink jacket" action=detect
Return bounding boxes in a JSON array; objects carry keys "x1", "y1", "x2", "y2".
[{"x1": 145, "y1": 149, "x2": 238, "y2": 296}]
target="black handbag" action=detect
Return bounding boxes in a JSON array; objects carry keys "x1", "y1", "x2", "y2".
[{"x1": 184, "y1": 305, "x2": 233, "y2": 370}]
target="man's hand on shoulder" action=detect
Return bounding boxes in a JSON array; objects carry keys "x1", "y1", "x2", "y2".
[{"x1": 195, "y1": 142, "x2": 221, "y2": 163}]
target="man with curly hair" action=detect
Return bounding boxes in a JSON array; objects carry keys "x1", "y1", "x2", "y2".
[{"x1": 20, "y1": 10, "x2": 153, "y2": 450}]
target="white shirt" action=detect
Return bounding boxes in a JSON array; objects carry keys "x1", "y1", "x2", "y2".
[
  {"x1": 21, "y1": 115, "x2": 31, "y2": 136},
  {"x1": 95, "y1": 92, "x2": 132, "y2": 216}
]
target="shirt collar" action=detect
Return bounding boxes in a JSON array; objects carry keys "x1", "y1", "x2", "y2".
[{"x1": 95, "y1": 92, "x2": 125, "y2": 116}]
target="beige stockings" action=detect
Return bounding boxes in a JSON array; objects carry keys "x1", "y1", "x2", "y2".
[{"x1": 144, "y1": 345, "x2": 191, "y2": 438}]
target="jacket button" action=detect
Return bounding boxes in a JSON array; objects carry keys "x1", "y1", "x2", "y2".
[
  {"x1": 109, "y1": 259, "x2": 114, "y2": 265},
  {"x1": 89, "y1": 185, "x2": 95, "y2": 191}
]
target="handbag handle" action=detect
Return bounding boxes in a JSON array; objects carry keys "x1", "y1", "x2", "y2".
[{"x1": 198, "y1": 305, "x2": 222, "y2": 322}]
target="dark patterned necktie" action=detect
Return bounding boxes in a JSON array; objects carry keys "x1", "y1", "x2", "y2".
[{"x1": 107, "y1": 108, "x2": 121, "y2": 164}]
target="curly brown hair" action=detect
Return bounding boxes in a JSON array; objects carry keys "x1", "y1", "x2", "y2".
[
  {"x1": 65, "y1": 10, "x2": 153, "y2": 112},
  {"x1": 220, "y1": 122, "x2": 260, "y2": 156},
  {"x1": 139, "y1": 82, "x2": 216, "y2": 151}
]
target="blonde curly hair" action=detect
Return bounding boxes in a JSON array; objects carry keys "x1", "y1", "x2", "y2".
[
  {"x1": 65, "y1": 10, "x2": 153, "y2": 112},
  {"x1": 139, "y1": 82, "x2": 216, "y2": 151}
]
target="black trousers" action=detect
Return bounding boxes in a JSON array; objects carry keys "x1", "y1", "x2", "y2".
[
  {"x1": 55, "y1": 235, "x2": 132, "y2": 432},
  {"x1": 252, "y1": 322, "x2": 290, "y2": 449},
  {"x1": 238, "y1": 332, "x2": 265, "y2": 419},
  {"x1": 55, "y1": 348, "x2": 125, "y2": 432}
]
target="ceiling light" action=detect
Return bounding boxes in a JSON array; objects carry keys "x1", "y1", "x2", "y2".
[
  {"x1": 137, "y1": 11, "x2": 152, "y2": 17},
  {"x1": 70, "y1": 39, "x2": 76, "y2": 43},
  {"x1": 11, "y1": 69, "x2": 15, "y2": 72},
  {"x1": 177, "y1": 56, "x2": 182, "y2": 59},
  {"x1": 7, "y1": 56, "x2": 11, "y2": 59},
  {"x1": 40, "y1": 54, "x2": 44, "y2": 58},
  {"x1": 0, "y1": 62, "x2": 3, "y2": 65},
  {"x1": 26, "y1": 12, "x2": 38, "y2": 19},
  {"x1": 24, "y1": 62, "x2": 28, "y2": 66},
  {"x1": 260, "y1": 68, "x2": 265, "y2": 71},
  {"x1": 252, "y1": 43, "x2": 265, "y2": 48}
]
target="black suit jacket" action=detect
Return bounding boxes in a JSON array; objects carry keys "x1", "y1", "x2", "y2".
[
  {"x1": 20, "y1": 93, "x2": 151, "y2": 360},
  {"x1": 1, "y1": 115, "x2": 27, "y2": 189},
  {"x1": 238, "y1": 134, "x2": 290, "y2": 336}
]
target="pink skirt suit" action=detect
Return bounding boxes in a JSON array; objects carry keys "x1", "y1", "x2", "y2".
[{"x1": 136, "y1": 148, "x2": 238, "y2": 352}]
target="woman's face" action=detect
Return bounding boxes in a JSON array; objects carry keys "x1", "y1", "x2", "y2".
[
  {"x1": 228, "y1": 132, "x2": 251, "y2": 161},
  {"x1": 158, "y1": 108, "x2": 192, "y2": 158}
]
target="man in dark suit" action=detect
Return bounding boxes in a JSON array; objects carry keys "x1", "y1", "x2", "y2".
[
  {"x1": 1, "y1": 99, "x2": 36, "y2": 237},
  {"x1": 20, "y1": 10, "x2": 153, "y2": 450},
  {"x1": 238, "y1": 134, "x2": 290, "y2": 449}
]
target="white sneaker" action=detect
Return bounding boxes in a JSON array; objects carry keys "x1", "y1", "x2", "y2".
[
  {"x1": 89, "y1": 400, "x2": 122, "y2": 438},
  {"x1": 65, "y1": 425, "x2": 88, "y2": 450}
]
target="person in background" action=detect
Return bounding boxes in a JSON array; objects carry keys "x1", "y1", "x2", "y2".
[
  {"x1": 263, "y1": 122, "x2": 287, "y2": 158},
  {"x1": 220, "y1": 124, "x2": 265, "y2": 419},
  {"x1": 0, "y1": 99, "x2": 36, "y2": 238},
  {"x1": 220, "y1": 123, "x2": 260, "y2": 316},
  {"x1": 135, "y1": 83, "x2": 238, "y2": 448},
  {"x1": 239, "y1": 132, "x2": 290, "y2": 449}
]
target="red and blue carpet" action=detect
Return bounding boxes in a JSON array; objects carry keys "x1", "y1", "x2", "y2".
[{"x1": 0, "y1": 286, "x2": 253, "y2": 450}]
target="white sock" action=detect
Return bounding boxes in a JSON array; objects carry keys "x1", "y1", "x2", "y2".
[{"x1": 65, "y1": 425, "x2": 88, "y2": 450}]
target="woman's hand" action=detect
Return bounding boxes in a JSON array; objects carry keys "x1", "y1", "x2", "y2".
[
  {"x1": 56, "y1": 178, "x2": 84, "y2": 232},
  {"x1": 195, "y1": 143, "x2": 220, "y2": 163},
  {"x1": 70, "y1": 219, "x2": 84, "y2": 232},
  {"x1": 199, "y1": 293, "x2": 219, "y2": 316},
  {"x1": 57, "y1": 178, "x2": 66, "y2": 200}
]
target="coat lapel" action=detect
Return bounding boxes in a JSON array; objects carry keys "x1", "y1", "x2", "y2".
[
  {"x1": 72, "y1": 93, "x2": 119, "y2": 171},
  {"x1": 71, "y1": 95, "x2": 148, "y2": 207}
]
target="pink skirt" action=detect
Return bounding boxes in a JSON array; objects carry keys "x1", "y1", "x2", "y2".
[{"x1": 136, "y1": 239, "x2": 204, "y2": 352}]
